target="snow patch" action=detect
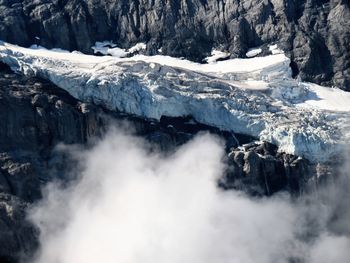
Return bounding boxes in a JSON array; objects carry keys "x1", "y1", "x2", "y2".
[
  {"x1": 297, "y1": 83, "x2": 350, "y2": 112},
  {"x1": 269, "y1": 44, "x2": 284, "y2": 55},
  {"x1": 204, "y1": 49, "x2": 230, "y2": 63},
  {"x1": 92, "y1": 41, "x2": 127, "y2": 57},
  {"x1": 128, "y1": 43, "x2": 147, "y2": 53},
  {"x1": 92, "y1": 41, "x2": 146, "y2": 58},
  {"x1": 246, "y1": 48, "x2": 262, "y2": 58}
]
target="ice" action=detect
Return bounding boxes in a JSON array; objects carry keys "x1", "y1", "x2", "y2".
[
  {"x1": 128, "y1": 43, "x2": 147, "y2": 53},
  {"x1": 246, "y1": 48, "x2": 262, "y2": 58},
  {"x1": 204, "y1": 49, "x2": 230, "y2": 63},
  {"x1": 297, "y1": 83, "x2": 350, "y2": 112},
  {"x1": 0, "y1": 41, "x2": 349, "y2": 163},
  {"x1": 269, "y1": 44, "x2": 284, "y2": 55},
  {"x1": 91, "y1": 41, "x2": 146, "y2": 57},
  {"x1": 131, "y1": 53, "x2": 291, "y2": 77}
]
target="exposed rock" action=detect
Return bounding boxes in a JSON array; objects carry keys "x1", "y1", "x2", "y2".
[
  {"x1": 223, "y1": 141, "x2": 311, "y2": 195},
  {"x1": 0, "y1": 193, "x2": 38, "y2": 263},
  {"x1": 1, "y1": 161, "x2": 40, "y2": 202},
  {"x1": 0, "y1": 65, "x2": 103, "y2": 154},
  {"x1": 0, "y1": 62, "x2": 105, "y2": 201},
  {"x1": 0, "y1": 63, "x2": 109, "y2": 262},
  {"x1": 0, "y1": 0, "x2": 349, "y2": 90}
]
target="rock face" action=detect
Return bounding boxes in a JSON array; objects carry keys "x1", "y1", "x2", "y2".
[
  {"x1": 0, "y1": 193, "x2": 38, "y2": 263},
  {"x1": 0, "y1": 62, "x2": 104, "y2": 198},
  {"x1": 0, "y1": 0, "x2": 349, "y2": 90},
  {"x1": 0, "y1": 62, "x2": 105, "y2": 262},
  {"x1": 223, "y1": 141, "x2": 311, "y2": 196}
]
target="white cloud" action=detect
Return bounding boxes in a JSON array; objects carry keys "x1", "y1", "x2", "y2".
[
  {"x1": 27, "y1": 128, "x2": 350, "y2": 263},
  {"x1": 310, "y1": 235, "x2": 350, "y2": 263}
]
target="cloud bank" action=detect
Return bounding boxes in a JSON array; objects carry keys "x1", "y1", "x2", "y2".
[{"x1": 28, "y1": 128, "x2": 350, "y2": 263}]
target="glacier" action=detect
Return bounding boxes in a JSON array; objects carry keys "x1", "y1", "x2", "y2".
[{"x1": 0, "y1": 41, "x2": 349, "y2": 163}]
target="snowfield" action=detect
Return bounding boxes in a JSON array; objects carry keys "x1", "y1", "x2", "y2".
[{"x1": 0, "y1": 41, "x2": 349, "y2": 163}]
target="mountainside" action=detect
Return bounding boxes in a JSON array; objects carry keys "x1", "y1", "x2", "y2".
[
  {"x1": 1, "y1": 1, "x2": 350, "y2": 262},
  {"x1": 0, "y1": 60, "x2": 317, "y2": 262},
  {"x1": 0, "y1": 0, "x2": 349, "y2": 90}
]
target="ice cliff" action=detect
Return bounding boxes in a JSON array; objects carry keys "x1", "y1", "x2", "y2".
[{"x1": 1, "y1": 41, "x2": 349, "y2": 162}]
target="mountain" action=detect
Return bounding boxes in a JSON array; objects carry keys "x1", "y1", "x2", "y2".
[
  {"x1": 0, "y1": 0, "x2": 349, "y2": 90},
  {"x1": 0, "y1": 60, "x2": 313, "y2": 262},
  {"x1": 0, "y1": 1, "x2": 350, "y2": 262}
]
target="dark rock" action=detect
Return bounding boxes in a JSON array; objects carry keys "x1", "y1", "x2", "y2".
[
  {"x1": 255, "y1": 141, "x2": 278, "y2": 156},
  {"x1": 260, "y1": 155, "x2": 287, "y2": 195},
  {"x1": 0, "y1": 0, "x2": 349, "y2": 90},
  {"x1": 224, "y1": 142, "x2": 311, "y2": 196},
  {"x1": 0, "y1": 66, "x2": 104, "y2": 155},
  {"x1": 1, "y1": 161, "x2": 40, "y2": 202},
  {"x1": 243, "y1": 151, "x2": 262, "y2": 181},
  {"x1": 0, "y1": 61, "x2": 107, "y2": 203},
  {"x1": 0, "y1": 170, "x2": 11, "y2": 194},
  {"x1": 283, "y1": 154, "x2": 310, "y2": 195},
  {"x1": 146, "y1": 131, "x2": 175, "y2": 152},
  {"x1": 0, "y1": 193, "x2": 38, "y2": 263},
  {"x1": 0, "y1": 64, "x2": 109, "y2": 262}
]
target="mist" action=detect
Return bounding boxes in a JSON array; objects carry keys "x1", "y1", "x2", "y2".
[{"x1": 28, "y1": 127, "x2": 350, "y2": 263}]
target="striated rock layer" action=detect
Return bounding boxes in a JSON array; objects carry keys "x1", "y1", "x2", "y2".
[{"x1": 0, "y1": 0, "x2": 349, "y2": 90}]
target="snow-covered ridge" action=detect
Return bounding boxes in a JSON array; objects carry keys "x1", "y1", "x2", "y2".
[{"x1": 0, "y1": 41, "x2": 349, "y2": 163}]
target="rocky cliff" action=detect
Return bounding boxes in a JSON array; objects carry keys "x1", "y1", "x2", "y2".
[{"x1": 0, "y1": 0, "x2": 349, "y2": 90}]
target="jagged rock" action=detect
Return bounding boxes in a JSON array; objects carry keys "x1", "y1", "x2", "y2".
[
  {"x1": 1, "y1": 161, "x2": 40, "y2": 202},
  {"x1": 0, "y1": 63, "x2": 109, "y2": 262},
  {"x1": 0, "y1": 65, "x2": 103, "y2": 155},
  {"x1": 224, "y1": 141, "x2": 310, "y2": 195},
  {"x1": 282, "y1": 154, "x2": 310, "y2": 195},
  {"x1": 0, "y1": 62, "x2": 105, "y2": 198},
  {"x1": 260, "y1": 155, "x2": 286, "y2": 195},
  {"x1": 0, "y1": 193, "x2": 38, "y2": 263},
  {"x1": 244, "y1": 151, "x2": 262, "y2": 181},
  {"x1": 0, "y1": 0, "x2": 349, "y2": 90}
]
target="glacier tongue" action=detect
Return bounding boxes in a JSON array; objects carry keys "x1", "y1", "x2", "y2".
[{"x1": 0, "y1": 41, "x2": 349, "y2": 163}]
